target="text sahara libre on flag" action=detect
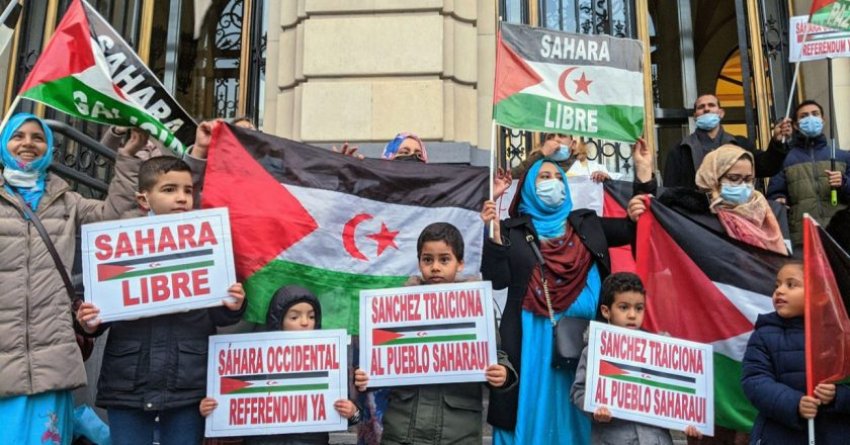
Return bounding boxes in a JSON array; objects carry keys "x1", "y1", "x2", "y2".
[
  {"x1": 803, "y1": 216, "x2": 850, "y2": 396},
  {"x1": 635, "y1": 197, "x2": 788, "y2": 432},
  {"x1": 18, "y1": 0, "x2": 196, "y2": 155},
  {"x1": 811, "y1": 0, "x2": 850, "y2": 31},
  {"x1": 493, "y1": 22, "x2": 644, "y2": 143},
  {"x1": 201, "y1": 123, "x2": 488, "y2": 332}
]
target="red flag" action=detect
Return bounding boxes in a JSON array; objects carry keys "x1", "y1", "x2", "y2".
[{"x1": 803, "y1": 215, "x2": 850, "y2": 396}]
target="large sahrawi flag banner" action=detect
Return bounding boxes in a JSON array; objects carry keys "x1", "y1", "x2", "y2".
[
  {"x1": 18, "y1": 0, "x2": 196, "y2": 154},
  {"x1": 493, "y1": 22, "x2": 644, "y2": 143},
  {"x1": 202, "y1": 124, "x2": 488, "y2": 332},
  {"x1": 811, "y1": 0, "x2": 850, "y2": 31},
  {"x1": 635, "y1": 198, "x2": 788, "y2": 432}
]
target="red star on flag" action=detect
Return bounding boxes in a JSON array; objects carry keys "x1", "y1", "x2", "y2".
[
  {"x1": 573, "y1": 72, "x2": 593, "y2": 95},
  {"x1": 367, "y1": 222, "x2": 399, "y2": 256}
]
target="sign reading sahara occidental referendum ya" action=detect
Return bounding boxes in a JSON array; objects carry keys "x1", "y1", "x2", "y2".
[
  {"x1": 205, "y1": 330, "x2": 349, "y2": 437},
  {"x1": 359, "y1": 281, "x2": 498, "y2": 387},
  {"x1": 81, "y1": 208, "x2": 236, "y2": 322},
  {"x1": 583, "y1": 321, "x2": 715, "y2": 436},
  {"x1": 790, "y1": 15, "x2": 850, "y2": 62},
  {"x1": 493, "y1": 22, "x2": 644, "y2": 143}
]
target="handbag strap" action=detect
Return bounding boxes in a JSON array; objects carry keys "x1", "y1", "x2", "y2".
[
  {"x1": 523, "y1": 232, "x2": 557, "y2": 327},
  {"x1": 12, "y1": 193, "x2": 77, "y2": 303}
]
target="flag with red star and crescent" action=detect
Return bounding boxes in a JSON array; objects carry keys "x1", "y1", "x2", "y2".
[
  {"x1": 493, "y1": 22, "x2": 644, "y2": 143},
  {"x1": 201, "y1": 123, "x2": 488, "y2": 332}
]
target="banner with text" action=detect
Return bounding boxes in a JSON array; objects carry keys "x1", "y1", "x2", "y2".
[
  {"x1": 359, "y1": 281, "x2": 498, "y2": 387},
  {"x1": 205, "y1": 330, "x2": 349, "y2": 437},
  {"x1": 81, "y1": 208, "x2": 236, "y2": 322},
  {"x1": 583, "y1": 321, "x2": 715, "y2": 436},
  {"x1": 790, "y1": 15, "x2": 850, "y2": 62}
]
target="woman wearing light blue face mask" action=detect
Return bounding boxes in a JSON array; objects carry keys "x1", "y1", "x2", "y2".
[{"x1": 480, "y1": 159, "x2": 638, "y2": 445}]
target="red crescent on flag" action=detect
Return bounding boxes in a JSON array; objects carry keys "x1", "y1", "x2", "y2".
[
  {"x1": 558, "y1": 67, "x2": 578, "y2": 102},
  {"x1": 343, "y1": 213, "x2": 373, "y2": 261}
]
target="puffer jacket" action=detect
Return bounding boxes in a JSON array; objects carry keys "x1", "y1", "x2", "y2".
[
  {"x1": 95, "y1": 208, "x2": 244, "y2": 411},
  {"x1": 767, "y1": 134, "x2": 850, "y2": 245},
  {"x1": 0, "y1": 153, "x2": 140, "y2": 398},
  {"x1": 741, "y1": 312, "x2": 850, "y2": 445},
  {"x1": 381, "y1": 276, "x2": 517, "y2": 445}
]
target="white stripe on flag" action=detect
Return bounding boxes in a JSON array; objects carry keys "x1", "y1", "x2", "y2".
[
  {"x1": 713, "y1": 282, "x2": 774, "y2": 324},
  {"x1": 278, "y1": 184, "x2": 484, "y2": 276},
  {"x1": 520, "y1": 62, "x2": 644, "y2": 107}
]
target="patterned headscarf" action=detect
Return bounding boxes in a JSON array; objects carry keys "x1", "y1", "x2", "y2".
[{"x1": 381, "y1": 132, "x2": 428, "y2": 163}]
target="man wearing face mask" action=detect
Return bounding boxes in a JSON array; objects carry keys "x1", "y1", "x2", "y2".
[
  {"x1": 663, "y1": 94, "x2": 789, "y2": 190},
  {"x1": 511, "y1": 133, "x2": 579, "y2": 179},
  {"x1": 767, "y1": 100, "x2": 850, "y2": 246}
]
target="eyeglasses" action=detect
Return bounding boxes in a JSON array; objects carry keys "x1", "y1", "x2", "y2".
[{"x1": 721, "y1": 174, "x2": 755, "y2": 185}]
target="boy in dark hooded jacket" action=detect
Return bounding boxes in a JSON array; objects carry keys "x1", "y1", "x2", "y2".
[
  {"x1": 354, "y1": 222, "x2": 517, "y2": 445},
  {"x1": 200, "y1": 285, "x2": 361, "y2": 444}
]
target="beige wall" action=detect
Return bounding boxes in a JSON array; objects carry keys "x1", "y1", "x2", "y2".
[{"x1": 263, "y1": 0, "x2": 496, "y2": 160}]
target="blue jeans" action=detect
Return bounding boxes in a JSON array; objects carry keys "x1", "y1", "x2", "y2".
[{"x1": 108, "y1": 405, "x2": 204, "y2": 445}]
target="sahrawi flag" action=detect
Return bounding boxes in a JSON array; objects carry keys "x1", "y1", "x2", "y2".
[
  {"x1": 803, "y1": 215, "x2": 850, "y2": 395},
  {"x1": 202, "y1": 123, "x2": 487, "y2": 332},
  {"x1": 811, "y1": 0, "x2": 850, "y2": 31},
  {"x1": 17, "y1": 0, "x2": 196, "y2": 154},
  {"x1": 493, "y1": 22, "x2": 644, "y2": 143},
  {"x1": 636, "y1": 198, "x2": 788, "y2": 431}
]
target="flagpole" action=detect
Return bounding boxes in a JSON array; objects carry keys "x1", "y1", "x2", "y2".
[
  {"x1": 0, "y1": 95, "x2": 22, "y2": 133},
  {"x1": 808, "y1": 418, "x2": 815, "y2": 444},
  {"x1": 782, "y1": 16, "x2": 814, "y2": 144},
  {"x1": 489, "y1": 119, "x2": 497, "y2": 239}
]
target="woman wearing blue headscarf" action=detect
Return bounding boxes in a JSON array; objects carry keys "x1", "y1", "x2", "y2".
[
  {"x1": 480, "y1": 158, "x2": 637, "y2": 444},
  {"x1": 0, "y1": 113, "x2": 142, "y2": 444}
]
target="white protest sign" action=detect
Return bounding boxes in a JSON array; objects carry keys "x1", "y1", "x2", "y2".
[
  {"x1": 81, "y1": 208, "x2": 236, "y2": 322},
  {"x1": 359, "y1": 281, "x2": 498, "y2": 387},
  {"x1": 789, "y1": 15, "x2": 850, "y2": 62},
  {"x1": 583, "y1": 321, "x2": 714, "y2": 436},
  {"x1": 205, "y1": 330, "x2": 348, "y2": 437}
]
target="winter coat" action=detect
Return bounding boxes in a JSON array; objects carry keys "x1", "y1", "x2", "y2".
[
  {"x1": 481, "y1": 211, "x2": 635, "y2": 430},
  {"x1": 663, "y1": 128, "x2": 787, "y2": 190},
  {"x1": 571, "y1": 345, "x2": 673, "y2": 445},
  {"x1": 381, "y1": 276, "x2": 517, "y2": 445},
  {"x1": 741, "y1": 312, "x2": 850, "y2": 445},
  {"x1": 94, "y1": 209, "x2": 245, "y2": 411},
  {"x1": 0, "y1": 154, "x2": 140, "y2": 398},
  {"x1": 766, "y1": 134, "x2": 850, "y2": 245}
]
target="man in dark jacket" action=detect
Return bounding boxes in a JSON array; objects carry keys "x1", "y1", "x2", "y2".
[{"x1": 663, "y1": 94, "x2": 789, "y2": 189}]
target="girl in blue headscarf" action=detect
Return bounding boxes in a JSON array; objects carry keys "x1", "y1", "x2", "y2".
[
  {"x1": 0, "y1": 113, "x2": 143, "y2": 445},
  {"x1": 480, "y1": 158, "x2": 637, "y2": 445}
]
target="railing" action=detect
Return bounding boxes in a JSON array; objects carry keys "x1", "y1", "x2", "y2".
[{"x1": 45, "y1": 119, "x2": 116, "y2": 199}]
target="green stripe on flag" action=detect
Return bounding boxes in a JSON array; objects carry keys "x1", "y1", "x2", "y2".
[
  {"x1": 244, "y1": 259, "x2": 407, "y2": 333},
  {"x1": 231, "y1": 383, "x2": 329, "y2": 395},
  {"x1": 494, "y1": 92, "x2": 643, "y2": 143},
  {"x1": 812, "y1": 0, "x2": 850, "y2": 31},
  {"x1": 605, "y1": 374, "x2": 696, "y2": 395},
  {"x1": 382, "y1": 334, "x2": 477, "y2": 346},
  {"x1": 714, "y1": 352, "x2": 757, "y2": 431},
  {"x1": 21, "y1": 75, "x2": 186, "y2": 154},
  {"x1": 108, "y1": 260, "x2": 215, "y2": 281}
]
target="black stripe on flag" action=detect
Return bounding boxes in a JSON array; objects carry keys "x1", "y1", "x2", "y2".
[
  {"x1": 651, "y1": 196, "x2": 786, "y2": 297},
  {"x1": 819, "y1": 225, "x2": 850, "y2": 312},
  {"x1": 381, "y1": 322, "x2": 477, "y2": 333},
  {"x1": 226, "y1": 124, "x2": 488, "y2": 211},
  {"x1": 104, "y1": 249, "x2": 214, "y2": 266},
  {"x1": 229, "y1": 371, "x2": 329, "y2": 381}
]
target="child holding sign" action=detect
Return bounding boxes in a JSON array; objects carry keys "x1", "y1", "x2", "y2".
[
  {"x1": 76, "y1": 155, "x2": 246, "y2": 445},
  {"x1": 741, "y1": 261, "x2": 850, "y2": 445},
  {"x1": 200, "y1": 285, "x2": 362, "y2": 444},
  {"x1": 355, "y1": 222, "x2": 516, "y2": 444},
  {"x1": 570, "y1": 272, "x2": 703, "y2": 443}
]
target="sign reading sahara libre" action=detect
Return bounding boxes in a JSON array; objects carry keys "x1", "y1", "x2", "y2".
[
  {"x1": 789, "y1": 15, "x2": 850, "y2": 62},
  {"x1": 81, "y1": 208, "x2": 236, "y2": 322},
  {"x1": 583, "y1": 322, "x2": 715, "y2": 436},
  {"x1": 359, "y1": 281, "x2": 498, "y2": 387},
  {"x1": 205, "y1": 330, "x2": 349, "y2": 437}
]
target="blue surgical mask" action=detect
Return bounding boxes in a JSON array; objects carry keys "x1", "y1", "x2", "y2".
[
  {"x1": 720, "y1": 183, "x2": 753, "y2": 205},
  {"x1": 695, "y1": 112, "x2": 721, "y2": 131},
  {"x1": 536, "y1": 178, "x2": 566, "y2": 208},
  {"x1": 798, "y1": 116, "x2": 824, "y2": 138},
  {"x1": 549, "y1": 144, "x2": 571, "y2": 162}
]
